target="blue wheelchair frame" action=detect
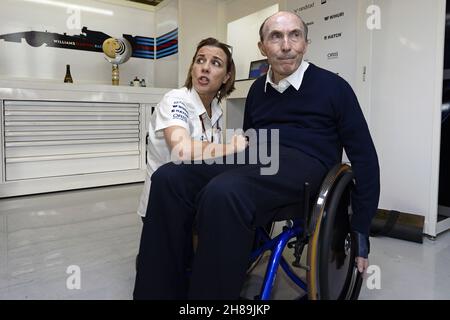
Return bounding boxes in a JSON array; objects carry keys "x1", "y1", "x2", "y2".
[
  {"x1": 246, "y1": 163, "x2": 362, "y2": 300},
  {"x1": 249, "y1": 220, "x2": 308, "y2": 300}
]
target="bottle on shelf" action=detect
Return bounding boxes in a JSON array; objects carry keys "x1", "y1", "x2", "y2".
[{"x1": 64, "y1": 64, "x2": 73, "y2": 83}]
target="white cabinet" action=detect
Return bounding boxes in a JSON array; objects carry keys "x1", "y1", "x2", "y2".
[
  {"x1": 0, "y1": 81, "x2": 169, "y2": 198},
  {"x1": 3, "y1": 100, "x2": 141, "y2": 181}
]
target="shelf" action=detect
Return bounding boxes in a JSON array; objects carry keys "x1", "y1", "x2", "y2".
[{"x1": 228, "y1": 79, "x2": 255, "y2": 99}]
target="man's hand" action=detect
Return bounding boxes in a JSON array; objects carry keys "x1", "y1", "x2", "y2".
[
  {"x1": 355, "y1": 256, "x2": 369, "y2": 275},
  {"x1": 353, "y1": 231, "x2": 370, "y2": 276}
]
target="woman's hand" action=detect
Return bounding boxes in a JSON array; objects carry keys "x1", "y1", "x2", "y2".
[
  {"x1": 164, "y1": 126, "x2": 248, "y2": 160},
  {"x1": 230, "y1": 134, "x2": 248, "y2": 153}
]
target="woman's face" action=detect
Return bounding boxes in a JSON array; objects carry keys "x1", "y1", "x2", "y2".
[{"x1": 191, "y1": 45, "x2": 230, "y2": 98}]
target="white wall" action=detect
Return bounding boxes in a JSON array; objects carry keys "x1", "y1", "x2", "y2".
[
  {"x1": 282, "y1": 0, "x2": 447, "y2": 236},
  {"x1": 286, "y1": 0, "x2": 358, "y2": 88},
  {"x1": 227, "y1": 4, "x2": 279, "y2": 80},
  {"x1": 223, "y1": 0, "x2": 286, "y2": 23},
  {"x1": 177, "y1": 0, "x2": 221, "y2": 86},
  {"x1": 176, "y1": 0, "x2": 287, "y2": 86},
  {"x1": 0, "y1": 0, "x2": 155, "y2": 86},
  {"x1": 365, "y1": 0, "x2": 446, "y2": 236},
  {"x1": 155, "y1": 0, "x2": 178, "y2": 88},
  {"x1": 222, "y1": 0, "x2": 286, "y2": 80}
]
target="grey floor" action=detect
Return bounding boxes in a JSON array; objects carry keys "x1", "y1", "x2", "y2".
[{"x1": 0, "y1": 183, "x2": 449, "y2": 300}]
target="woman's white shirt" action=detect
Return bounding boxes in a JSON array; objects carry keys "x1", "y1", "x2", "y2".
[{"x1": 137, "y1": 87, "x2": 223, "y2": 217}]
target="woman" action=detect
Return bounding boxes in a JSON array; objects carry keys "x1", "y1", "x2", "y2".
[{"x1": 137, "y1": 37, "x2": 247, "y2": 218}]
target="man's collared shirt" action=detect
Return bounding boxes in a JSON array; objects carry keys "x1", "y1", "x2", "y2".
[{"x1": 264, "y1": 60, "x2": 310, "y2": 93}]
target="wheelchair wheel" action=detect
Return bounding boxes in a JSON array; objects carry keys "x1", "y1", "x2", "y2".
[{"x1": 306, "y1": 164, "x2": 363, "y2": 300}]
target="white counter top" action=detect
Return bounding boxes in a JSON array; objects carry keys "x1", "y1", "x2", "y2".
[
  {"x1": 0, "y1": 79, "x2": 173, "y2": 104},
  {"x1": 228, "y1": 79, "x2": 254, "y2": 99},
  {"x1": 0, "y1": 79, "x2": 171, "y2": 197}
]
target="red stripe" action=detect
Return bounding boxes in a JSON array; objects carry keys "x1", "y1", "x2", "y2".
[
  {"x1": 134, "y1": 44, "x2": 154, "y2": 51},
  {"x1": 156, "y1": 39, "x2": 177, "y2": 50}
]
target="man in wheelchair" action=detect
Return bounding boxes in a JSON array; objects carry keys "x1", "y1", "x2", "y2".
[{"x1": 133, "y1": 11, "x2": 380, "y2": 300}]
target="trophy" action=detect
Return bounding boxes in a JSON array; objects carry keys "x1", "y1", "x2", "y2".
[{"x1": 102, "y1": 37, "x2": 132, "y2": 85}]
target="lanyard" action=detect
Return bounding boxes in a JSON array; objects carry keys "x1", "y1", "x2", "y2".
[{"x1": 200, "y1": 115, "x2": 218, "y2": 143}]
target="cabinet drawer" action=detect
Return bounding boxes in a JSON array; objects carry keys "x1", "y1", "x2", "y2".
[
  {"x1": 6, "y1": 153, "x2": 140, "y2": 180},
  {"x1": 3, "y1": 100, "x2": 141, "y2": 181}
]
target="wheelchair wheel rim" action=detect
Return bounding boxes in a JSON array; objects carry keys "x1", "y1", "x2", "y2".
[
  {"x1": 318, "y1": 192, "x2": 354, "y2": 300},
  {"x1": 307, "y1": 164, "x2": 361, "y2": 300}
]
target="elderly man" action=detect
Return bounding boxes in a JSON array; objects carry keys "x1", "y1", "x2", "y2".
[
  {"x1": 250, "y1": 11, "x2": 380, "y2": 274},
  {"x1": 133, "y1": 11, "x2": 379, "y2": 300}
]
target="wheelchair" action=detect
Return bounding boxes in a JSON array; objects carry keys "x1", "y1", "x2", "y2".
[
  {"x1": 247, "y1": 163, "x2": 363, "y2": 300},
  {"x1": 136, "y1": 163, "x2": 363, "y2": 300}
]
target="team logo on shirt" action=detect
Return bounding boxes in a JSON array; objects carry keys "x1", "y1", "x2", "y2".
[{"x1": 171, "y1": 102, "x2": 189, "y2": 123}]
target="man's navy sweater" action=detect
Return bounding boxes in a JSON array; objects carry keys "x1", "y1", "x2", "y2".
[{"x1": 243, "y1": 63, "x2": 380, "y2": 236}]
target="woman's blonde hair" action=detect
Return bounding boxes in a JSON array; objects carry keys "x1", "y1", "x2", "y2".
[{"x1": 184, "y1": 37, "x2": 236, "y2": 103}]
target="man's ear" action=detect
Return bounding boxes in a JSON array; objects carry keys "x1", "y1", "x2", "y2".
[
  {"x1": 258, "y1": 41, "x2": 267, "y2": 57},
  {"x1": 302, "y1": 41, "x2": 308, "y2": 55}
]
